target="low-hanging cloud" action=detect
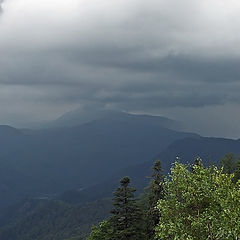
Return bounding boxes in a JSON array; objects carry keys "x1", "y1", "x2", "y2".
[{"x1": 0, "y1": 0, "x2": 240, "y2": 137}]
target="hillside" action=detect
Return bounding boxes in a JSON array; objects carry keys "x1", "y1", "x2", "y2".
[
  {"x1": 1, "y1": 135, "x2": 240, "y2": 239},
  {"x1": 58, "y1": 136, "x2": 240, "y2": 205},
  {"x1": 0, "y1": 113, "x2": 197, "y2": 210},
  {"x1": 0, "y1": 198, "x2": 111, "y2": 240}
]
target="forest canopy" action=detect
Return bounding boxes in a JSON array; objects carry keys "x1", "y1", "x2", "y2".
[{"x1": 88, "y1": 157, "x2": 240, "y2": 240}]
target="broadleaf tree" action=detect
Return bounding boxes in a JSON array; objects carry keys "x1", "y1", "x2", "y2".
[{"x1": 156, "y1": 161, "x2": 240, "y2": 240}]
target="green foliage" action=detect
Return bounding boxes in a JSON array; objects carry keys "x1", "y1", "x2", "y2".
[
  {"x1": 233, "y1": 159, "x2": 240, "y2": 183},
  {"x1": 145, "y1": 160, "x2": 164, "y2": 239},
  {"x1": 220, "y1": 153, "x2": 240, "y2": 183},
  {"x1": 6, "y1": 155, "x2": 240, "y2": 240},
  {"x1": 87, "y1": 176, "x2": 146, "y2": 240},
  {"x1": 148, "y1": 160, "x2": 164, "y2": 207},
  {"x1": 110, "y1": 176, "x2": 145, "y2": 240},
  {"x1": 220, "y1": 153, "x2": 236, "y2": 174},
  {"x1": 156, "y1": 161, "x2": 240, "y2": 240},
  {"x1": 87, "y1": 221, "x2": 113, "y2": 240}
]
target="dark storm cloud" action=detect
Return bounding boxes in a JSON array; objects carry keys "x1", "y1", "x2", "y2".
[
  {"x1": 0, "y1": 0, "x2": 240, "y2": 137},
  {"x1": 0, "y1": 50, "x2": 239, "y2": 111},
  {"x1": 0, "y1": 49, "x2": 238, "y2": 110},
  {"x1": 70, "y1": 48, "x2": 240, "y2": 83},
  {"x1": 107, "y1": 55, "x2": 240, "y2": 84}
]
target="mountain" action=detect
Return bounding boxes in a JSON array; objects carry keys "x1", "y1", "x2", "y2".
[
  {"x1": 58, "y1": 136, "x2": 240, "y2": 205},
  {"x1": 0, "y1": 113, "x2": 197, "y2": 210},
  {"x1": 58, "y1": 160, "x2": 152, "y2": 205},
  {"x1": 156, "y1": 136, "x2": 240, "y2": 167},
  {"x1": 1, "y1": 129, "x2": 240, "y2": 240},
  {"x1": 2, "y1": 135, "x2": 240, "y2": 240},
  {"x1": 46, "y1": 108, "x2": 183, "y2": 130}
]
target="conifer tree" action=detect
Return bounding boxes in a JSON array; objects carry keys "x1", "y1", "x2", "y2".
[
  {"x1": 110, "y1": 176, "x2": 145, "y2": 240},
  {"x1": 233, "y1": 159, "x2": 240, "y2": 183},
  {"x1": 145, "y1": 160, "x2": 164, "y2": 239},
  {"x1": 220, "y1": 153, "x2": 236, "y2": 174}
]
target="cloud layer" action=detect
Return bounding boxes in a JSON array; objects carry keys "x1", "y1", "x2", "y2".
[
  {"x1": 0, "y1": 0, "x2": 240, "y2": 137},
  {"x1": 0, "y1": 0, "x2": 4, "y2": 13}
]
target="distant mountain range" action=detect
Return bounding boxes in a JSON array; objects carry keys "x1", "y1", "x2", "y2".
[
  {"x1": 1, "y1": 109, "x2": 240, "y2": 239},
  {"x1": 0, "y1": 110, "x2": 197, "y2": 211},
  {"x1": 57, "y1": 136, "x2": 240, "y2": 205},
  {"x1": 1, "y1": 135, "x2": 240, "y2": 240}
]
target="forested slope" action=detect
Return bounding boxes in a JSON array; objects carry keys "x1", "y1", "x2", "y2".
[
  {"x1": 0, "y1": 199, "x2": 111, "y2": 240},
  {"x1": 0, "y1": 114, "x2": 197, "y2": 210}
]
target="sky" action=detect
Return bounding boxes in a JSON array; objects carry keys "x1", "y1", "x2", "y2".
[{"x1": 0, "y1": 0, "x2": 240, "y2": 138}]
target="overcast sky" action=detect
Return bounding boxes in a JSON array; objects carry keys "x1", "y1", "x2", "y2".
[{"x1": 0, "y1": 0, "x2": 240, "y2": 138}]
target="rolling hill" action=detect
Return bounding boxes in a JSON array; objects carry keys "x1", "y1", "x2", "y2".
[
  {"x1": 0, "y1": 198, "x2": 112, "y2": 240},
  {"x1": 58, "y1": 136, "x2": 240, "y2": 205},
  {"x1": 0, "y1": 111, "x2": 197, "y2": 210}
]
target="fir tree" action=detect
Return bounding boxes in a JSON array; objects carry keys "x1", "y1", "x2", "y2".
[
  {"x1": 233, "y1": 159, "x2": 240, "y2": 183},
  {"x1": 220, "y1": 153, "x2": 236, "y2": 174},
  {"x1": 145, "y1": 160, "x2": 164, "y2": 239},
  {"x1": 110, "y1": 176, "x2": 145, "y2": 240}
]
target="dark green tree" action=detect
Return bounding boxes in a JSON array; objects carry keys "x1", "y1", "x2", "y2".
[
  {"x1": 220, "y1": 153, "x2": 236, "y2": 174},
  {"x1": 87, "y1": 220, "x2": 114, "y2": 240},
  {"x1": 145, "y1": 160, "x2": 164, "y2": 239},
  {"x1": 233, "y1": 159, "x2": 240, "y2": 183},
  {"x1": 110, "y1": 176, "x2": 145, "y2": 240}
]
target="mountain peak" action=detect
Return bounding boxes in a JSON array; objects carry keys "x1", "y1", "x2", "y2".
[{"x1": 47, "y1": 108, "x2": 182, "y2": 130}]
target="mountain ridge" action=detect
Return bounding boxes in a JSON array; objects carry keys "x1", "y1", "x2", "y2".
[
  {"x1": 0, "y1": 112, "x2": 196, "y2": 210},
  {"x1": 45, "y1": 108, "x2": 183, "y2": 130}
]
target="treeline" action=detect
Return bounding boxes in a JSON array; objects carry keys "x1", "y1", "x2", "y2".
[{"x1": 86, "y1": 154, "x2": 240, "y2": 240}]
